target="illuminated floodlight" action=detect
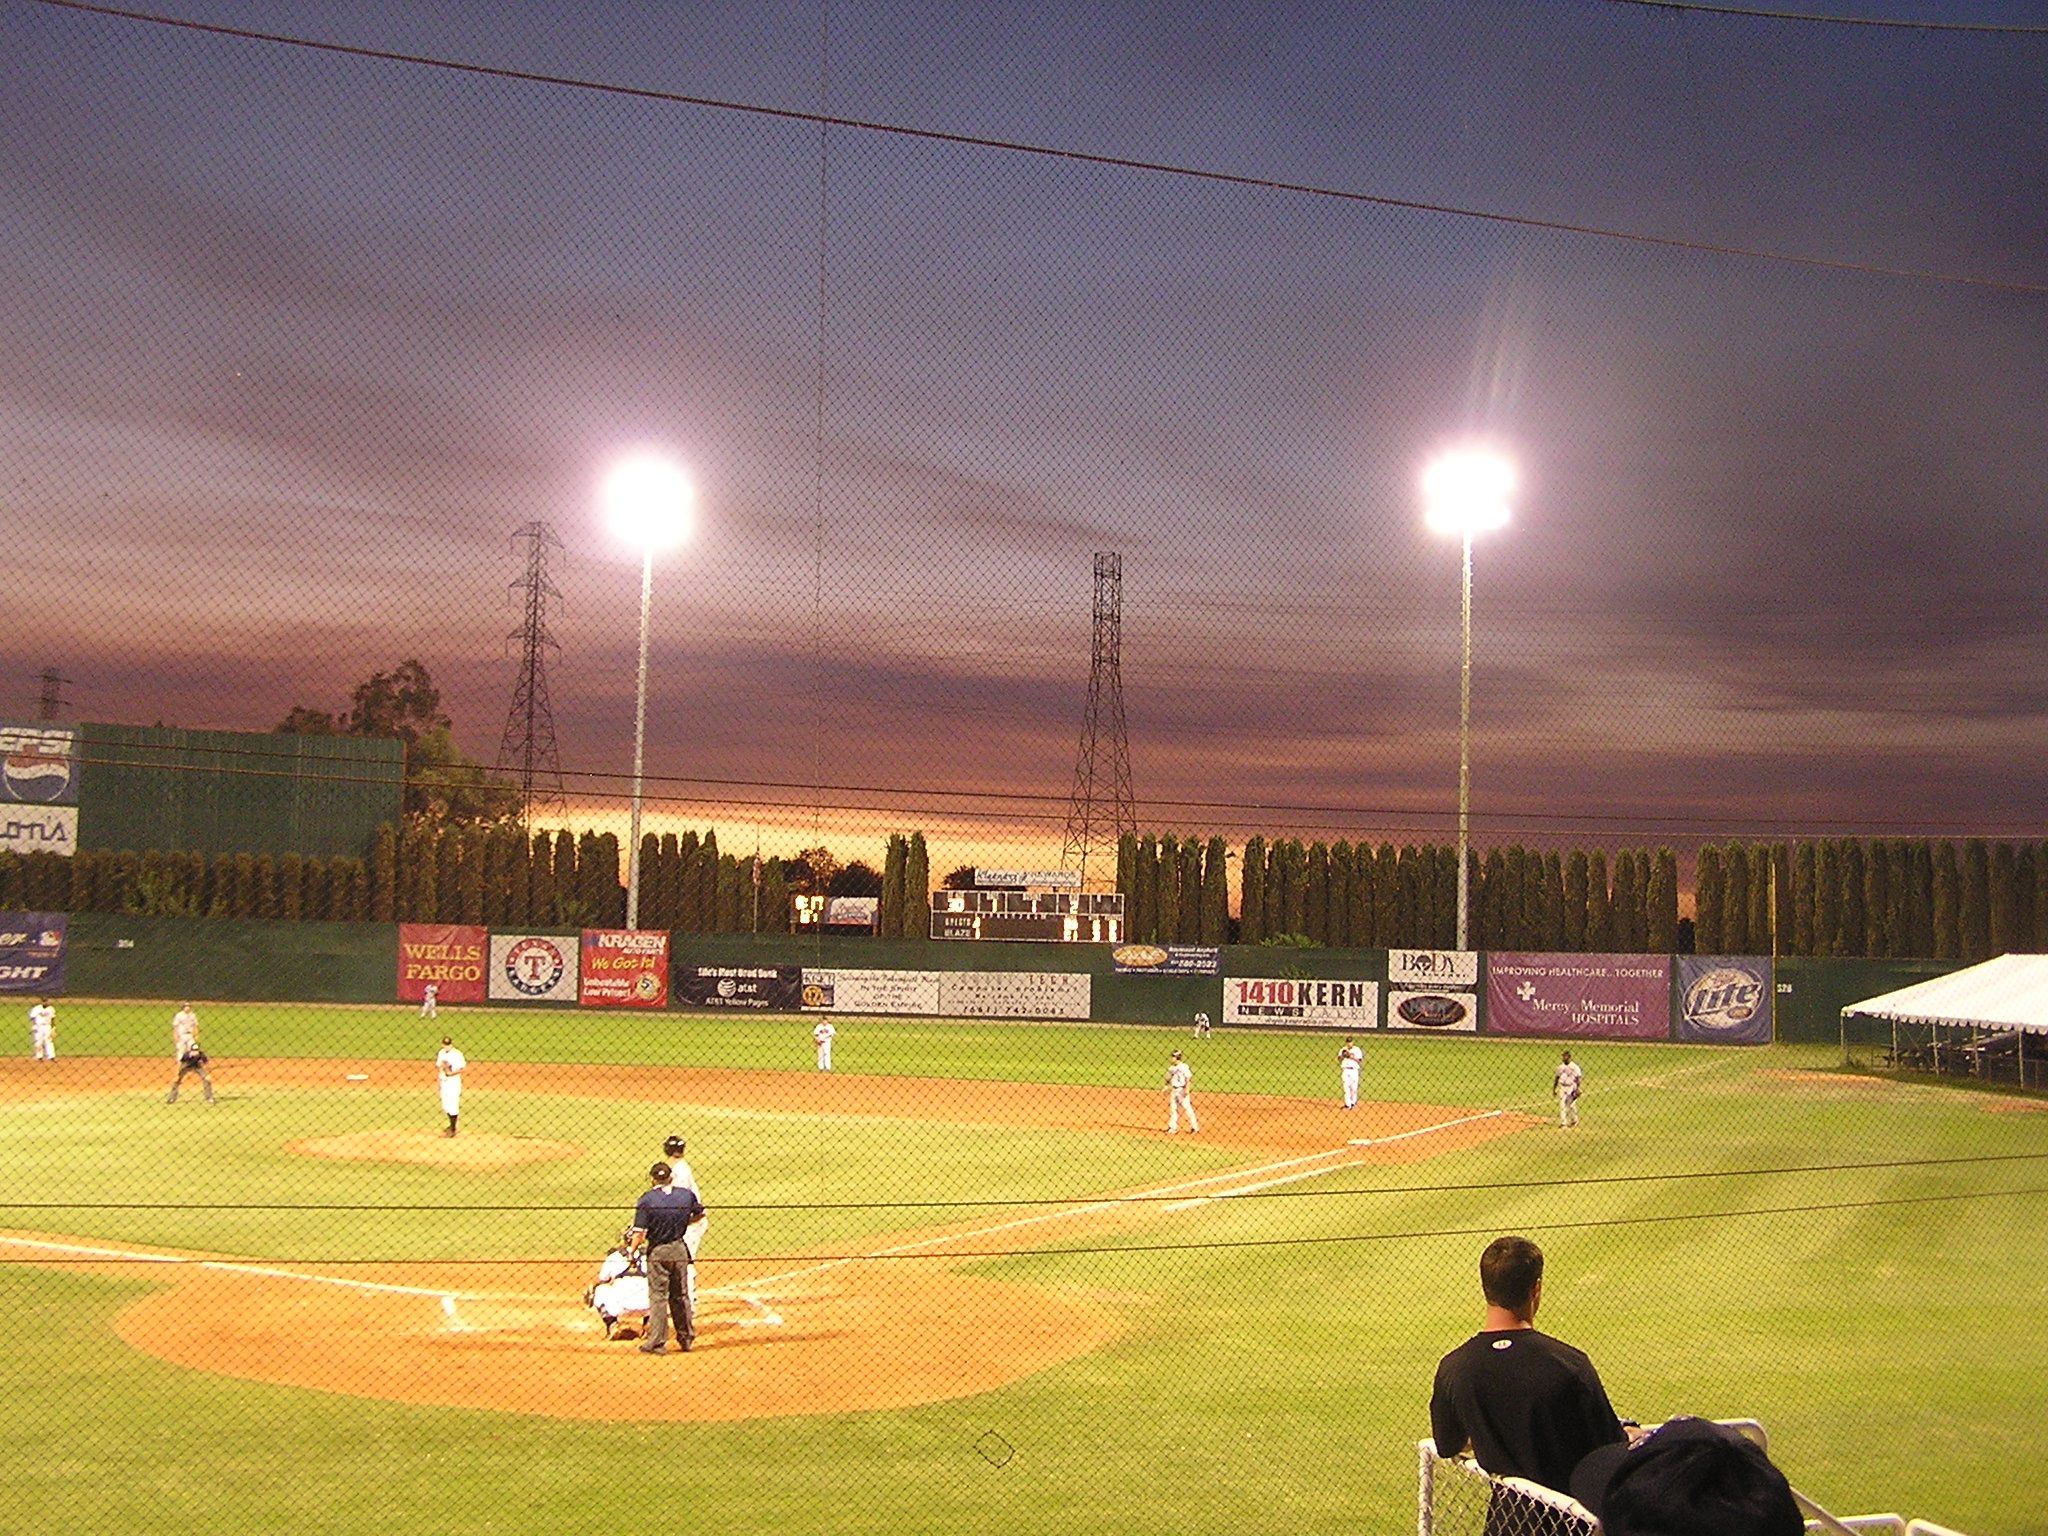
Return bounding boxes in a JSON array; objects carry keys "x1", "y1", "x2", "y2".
[
  {"x1": 603, "y1": 453, "x2": 695, "y2": 550},
  {"x1": 1421, "y1": 448, "x2": 1514, "y2": 537}
]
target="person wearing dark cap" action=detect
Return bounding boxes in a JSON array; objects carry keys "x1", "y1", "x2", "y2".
[
  {"x1": 1429, "y1": 1235, "x2": 1629, "y2": 1496},
  {"x1": 1572, "y1": 1417, "x2": 1803, "y2": 1536},
  {"x1": 629, "y1": 1161, "x2": 706, "y2": 1354}
]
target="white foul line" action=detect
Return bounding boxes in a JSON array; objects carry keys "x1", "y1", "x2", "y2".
[
  {"x1": 1162, "y1": 1111, "x2": 1508, "y2": 1211},
  {"x1": 0, "y1": 1235, "x2": 465, "y2": 1299}
]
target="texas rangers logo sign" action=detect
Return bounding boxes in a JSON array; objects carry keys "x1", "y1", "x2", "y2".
[
  {"x1": 505, "y1": 937, "x2": 568, "y2": 996},
  {"x1": 0, "y1": 724, "x2": 79, "y2": 805},
  {"x1": 488, "y1": 933, "x2": 580, "y2": 1003}
]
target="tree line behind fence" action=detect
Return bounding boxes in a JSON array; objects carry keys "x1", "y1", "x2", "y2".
[{"x1": 5, "y1": 830, "x2": 2044, "y2": 962}]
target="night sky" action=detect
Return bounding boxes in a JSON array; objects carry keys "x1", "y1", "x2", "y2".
[{"x1": 3, "y1": 0, "x2": 2045, "y2": 875}]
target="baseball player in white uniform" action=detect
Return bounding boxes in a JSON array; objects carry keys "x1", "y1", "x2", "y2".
[
  {"x1": 420, "y1": 982, "x2": 438, "y2": 1020},
  {"x1": 1555, "y1": 1050, "x2": 1582, "y2": 1128},
  {"x1": 813, "y1": 1019, "x2": 835, "y2": 1071},
  {"x1": 663, "y1": 1135, "x2": 708, "y2": 1310},
  {"x1": 1192, "y1": 1011, "x2": 1212, "y2": 1039},
  {"x1": 1338, "y1": 1036, "x2": 1363, "y2": 1109},
  {"x1": 1164, "y1": 1049, "x2": 1198, "y2": 1133},
  {"x1": 28, "y1": 998, "x2": 55, "y2": 1060},
  {"x1": 436, "y1": 1036, "x2": 465, "y2": 1136}
]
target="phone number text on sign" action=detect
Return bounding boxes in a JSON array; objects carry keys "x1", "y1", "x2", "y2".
[{"x1": 1223, "y1": 977, "x2": 1379, "y2": 1028}]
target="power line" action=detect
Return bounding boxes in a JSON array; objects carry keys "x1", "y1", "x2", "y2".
[
  {"x1": 1602, "y1": 0, "x2": 2048, "y2": 33},
  {"x1": 22, "y1": 0, "x2": 2048, "y2": 298},
  {"x1": 4, "y1": 1148, "x2": 2041, "y2": 1213}
]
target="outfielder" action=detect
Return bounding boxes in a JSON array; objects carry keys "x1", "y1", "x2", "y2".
[
  {"x1": 1338, "y1": 1035, "x2": 1363, "y2": 1109},
  {"x1": 28, "y1": 998, "x2": 55, "y2": 1060},
  {"x1": 813, "y1": 1019, "x2": 835, "y2": 1071},
  {"x1": 1164, "y1": 1049, "x2": 1198, "y2": 1133},
  {"x1": 419, "y1": 982, "x2": 438, "y2": 1020},
  {"x1": 1192, "y1": 1011, "x2": 1212, "y2": 1039},
  {"x1": 1555, "y1": 1050, "x2": 1582, "y2": 1128},
  {"x1": 436, "y1": 1036, "x2": 465, "y2": 1136},
  {"x1": 167, "y1": 1003, "x2": 213, "y2": 1104}
]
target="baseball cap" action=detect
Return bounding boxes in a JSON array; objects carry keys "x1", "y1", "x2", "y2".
[
  {"x1": 663, "y1": 1135, "x2": 687, "y2": 1156},
  {"x1": 1570, "y1": 1418, "x2": 1801, "y2": 1536}
]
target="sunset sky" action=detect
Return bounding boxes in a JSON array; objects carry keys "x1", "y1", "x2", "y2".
[{"x1": 3, "y1": 0, "x2": 2044, "y2": 879}]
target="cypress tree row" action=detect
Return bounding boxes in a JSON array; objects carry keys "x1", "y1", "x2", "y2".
[
  {"x1": 1202, "y1": 836, "x2": 1229, "y2": 944},
  {"x1": 904, "y1": 833, "x2": 929, "y2": 935},
  {"x1": 1238, "y1": 836, "x2": 1266, "y2": 945}
]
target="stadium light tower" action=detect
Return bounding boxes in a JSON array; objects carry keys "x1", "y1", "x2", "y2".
[
  {"x1": 603, "y1": 452, "x2": 695, "y2": 931},
  {"x1": 1422, "y1": 446, "x2": 1513, "y2": 951}
]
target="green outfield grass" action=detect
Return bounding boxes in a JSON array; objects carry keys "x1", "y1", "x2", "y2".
[{"x1": 3, "y1": 1002, "x2": 2043, "y2": 1535}]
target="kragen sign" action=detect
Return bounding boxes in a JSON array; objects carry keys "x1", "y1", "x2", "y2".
[
  {"x1": 488, "y1": 934, "x2": 579, "y2": 1003},
  {"x1": 397, "y1": 924, "x2": 487, "y2": 1003},
  {"x1": 580, "y1": 930, "x2": 670, "y2": 1008},
  {"x1": 0, "y1": 912, "x2": 66, "y2": 992},
  {"x1": 1223, "y1": 977, "x2": 1379, "y2": 1029}
]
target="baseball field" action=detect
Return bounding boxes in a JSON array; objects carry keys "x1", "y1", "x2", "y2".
[{"x1": 3, "y1": 1004, "x2": 2043, "y2": 1535}]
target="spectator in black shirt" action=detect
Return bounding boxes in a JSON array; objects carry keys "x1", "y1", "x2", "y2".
[
  {"x1": 630, "y1": 1162, "x2": 707, "y2": 1355},
  {"x1": 1429, "y1": 1235, "x2": 1629, "y2": 1495}
]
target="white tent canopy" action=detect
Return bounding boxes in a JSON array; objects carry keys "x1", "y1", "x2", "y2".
[{"x1": 1844, "y1": 954, "x2": 2048, "y2": 1035}]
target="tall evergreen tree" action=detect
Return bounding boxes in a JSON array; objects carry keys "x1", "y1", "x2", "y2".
[
  {"x1": 1160, "y1": 835, "x2": 1186, "y2": 944},
  {"x1": 1327, "y1": 841, "x2": 1351, "y2": 948},
  {"x1": 1753, "y1": 846, "x2": 1777, "y2": 954},
  {"x1": 1201, "y1": 837, "x2": 1229, "y2": 945},
  {"x1": 1815, "y1": 841, "x2": 1841, "y2": 956},
  {"x1": 1373, "y1": 845, "x2": 1399, "y2": 950},
  {"x1": 1910, "y1": 840, "x2": 1935, "y2": 958},
  {"x1": 1504, "y1": 847, "x2": 1531, "y2": 948},
  {"x1": 1116, "y1": 832, "x2": 1138, "y2": 909},
  {"x1": 904, "y1": 833, "x2": 929, "y2": 935},
  {"x1": 1239, "y1": 837, "x2": 1267, "y2": 946},
  {"x1": 1391, "y1": 847, "x2": 1419, "y2": 948},
  {"x1": 2011, "y1": 845, "x2": 2036, "y2": 955},
  {"x1": 1179, "y1": 837, "x2": 1204, "y2": 942},
  {"x1": 1479, "y1": 849, "x2": 1508, "y2": 948},
  {"x1": 1540, "y1": 851, "x2": 1566, "y2": 950},
  {"x1": 1134, "y1": 835, "x2": 1160, "y2": 943},
  {"x1": 760, "y1": 857, "x2": 790, "y2": 933},
  {"x1": 1649, "y1": 849, "x2": 1678, "y2": 953},
  {"x1": 545, "y1": 829, "x2": 573, "y2": 924},
  {"x1": 1989, "y1": 842, "x2": 2018, "y2": 955},
  {"x1": 302, "y1": 857, "x2": 328, "y2": 921},
  {"x1": 1304, "y1": 842, "x2": 1329, "y2": 944},
  {"x1": 1792, "y1": 843, "x2": 1816, "y2": 955},
  {"x1": 1562, "y1": 850, "x2": 1589, "y2": 951},
  {"x1": 1838, "y1": 839, "x2": 1866, "y2": 957},
  {"x1": 1961, "y1": 838, "x2": 1991, "y2": 960},
  {"x1": 1884, "y1": 839, "x2": 1911, "y2": 958},
  {"x1": 1613, "y1": 851, "x2": 1642, "y2": 952},
  {"x1": 1721, "y1": 844, "x2": 1748, "y2": 953},
  {"x1": 528, "y1": 831, "x2": 554, "y2": 928},
  {"x1": 1862, "y1": 840, "x2": 1888, "y2": 959},
  {"x1": 1348, "y1": 843, "x2": 1375, "y2": 948},
  {"x1": 1277, "y1": 841, "x2": 1305, "y2": 937},
  {"x1": 1584, "y1": 851, "x2": 1611, "y2": 951},
  {"x1": 1931, "y1": 840, "x2": 1960, "y2": 959},
  {"x1": 880, "y1": 834, "x2": 908, "y2": 939}
]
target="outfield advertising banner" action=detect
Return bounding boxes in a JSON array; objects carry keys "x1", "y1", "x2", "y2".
[
  {"x1": 0, "y1": 912, "x2": 66, "y2": 992},
  {"x1": 0, "y1": 723, "x2": 79, "y2": 804},
  {"x1": 1488, "y1": 953, "x2": 1671, "y2": 1039},
  {"x1": 488, "y1": 934, "x2": 579, "y2": 1003},
  {"x1": 396, "y1": 923, "x2": 487, "y2": 1003},
  {"x1": 938, "y1": 971, "x2": 1090, "y2": 1019},
  {"x1": 1223, "y1": 977, "x2": 1379, "y2": 1029},
  {"x1": 1386, "y1": 988, "x2": 1478, "y2": 1031},
  {"x1": 1112, "y1": 944, "x2": 1221, "y2": 976},
  {"x1": 580, "y1": 930, "x2": 669, "y2": 1008},
  {"x1": 802, "y1": 968, "x2": 940, "y2": 1015},
  {"x1": 1388, "y1": 949, "x2": 1479, "y2": 987},
  {"x1": 675, "y1": 965, "x2": 804, "y2": 1011},
  {"x1": 0, "y1": 804, "x2": 76, "y2": 856},
  {"x1": 1677, "y1": 956, "x2": 1774, "y2": 1044}
]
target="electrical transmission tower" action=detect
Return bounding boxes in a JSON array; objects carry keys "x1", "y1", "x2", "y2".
[
  {"x1": 37, "y1": 669, "x2": 70, "y2": 720},
  {"x1": 495, "y1": 521, "x2": 567, "y2": 829},
  {"x1": 1060, "y1": 552, "x2": 1136, "y2": 889}
]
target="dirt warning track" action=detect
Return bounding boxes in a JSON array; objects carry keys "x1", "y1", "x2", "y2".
[{"x1": 1, "y1": 1058, "x2": 1534, "y2": 1420}]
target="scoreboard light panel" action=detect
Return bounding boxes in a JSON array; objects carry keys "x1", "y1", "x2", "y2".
[{"x1": 929, "y1": 888, "x2": 1125, "y2": 943}]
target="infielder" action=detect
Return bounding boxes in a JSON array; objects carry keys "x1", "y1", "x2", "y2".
[
  {"x1": 1555, "y1": 1050, "x2": 1582, "y2": 1128},
  {"x1": 663, "y1": 1134, "x2": 708, "y2": 1312},
  {"x1": 1192, "y1": 1011, "x2": 1212, "y2": 1039},
  {"x1": 167, "y1": 1003, "x2": 213, "y2": 1104},
  {"x1": 813, "y1": 1019, "x2": 835, "y2": 1071},
  {"x1": 436, "y1": 1035, "x2": 465, "y2": 1136},
  {"x1": 1338, "y1": 1036, "x2": 1363, "y2": 1109},
  {"x1": 28, "y1": 998, "x2": 55, "y2": 1060},
  {"x1": 419, "y1": 982, "x2": 438, "y2": 1020},
  {"x1": 1164, "y1": 1049, "x2": 1198, "y2": 1134}
]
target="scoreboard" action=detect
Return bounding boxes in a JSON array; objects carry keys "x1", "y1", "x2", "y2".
[{"x1": 929, "y1": 888, "x2": 1124, "y2": 943}]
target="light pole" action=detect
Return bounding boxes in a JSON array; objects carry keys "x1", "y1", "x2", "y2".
[
  {"x1": 1422, "y1": 447, "x2": 1513, "y2": 951},
  {"x1": 603, "y1": 453, "x2": 695, "y2": 930}
]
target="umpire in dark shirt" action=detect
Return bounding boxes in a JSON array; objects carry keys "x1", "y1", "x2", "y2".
[
  {"x1": 631, "y1": 1162, "x2": 707, "y2": 1354},
  {"x1": 1430, "y1": 1235, "x2": 1629, "y2": 1496}
]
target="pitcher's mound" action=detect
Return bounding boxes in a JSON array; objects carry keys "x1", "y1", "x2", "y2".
[{"x1": 290, "y1": 1130, "x2": 582, "y2": 1167}]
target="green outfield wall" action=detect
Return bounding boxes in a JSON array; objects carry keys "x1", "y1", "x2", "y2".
[
  {"x1": 78, "y1": 723, "x2": 403, "y2": 861},
  {"x1": 66, "y1": 913, "x2": 396, "y2": 1002},
  {"x1": 1772, "y1": 954, "x2": 1965, "y2": 1044}
]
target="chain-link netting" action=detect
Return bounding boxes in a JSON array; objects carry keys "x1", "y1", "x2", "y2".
[{"x1": 0, "y1": 2, "x2": 2043, "y2": 1533}]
